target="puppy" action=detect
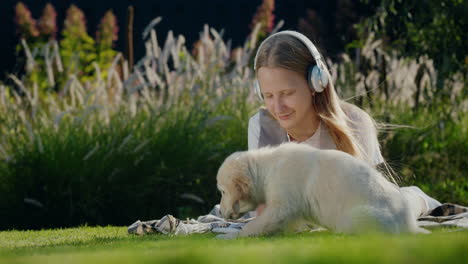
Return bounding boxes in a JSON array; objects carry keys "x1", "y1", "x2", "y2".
[{"x1": 216, "y1": 143, "x2": 428, "y2": 237}]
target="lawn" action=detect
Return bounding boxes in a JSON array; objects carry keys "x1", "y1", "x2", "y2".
[{"x1": 1, "y1": 226, "x2": 467, "y2": 264}]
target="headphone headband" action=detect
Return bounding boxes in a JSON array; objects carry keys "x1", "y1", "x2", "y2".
[
  {"x1": 253, "y1": 30, "x2": 325, "y2": 72},
  {"x1": 253, "y1": 30, "x2": 329, "y2": 99}
]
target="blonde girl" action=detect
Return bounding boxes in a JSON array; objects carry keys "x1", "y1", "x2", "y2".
[{"x1": 249, "y1": 31, "x2": 441, "y2": 218}]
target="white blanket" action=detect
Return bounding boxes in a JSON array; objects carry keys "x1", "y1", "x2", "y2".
[{"x1": 128, "y1": 203, "x2": 468, "y2": 236}]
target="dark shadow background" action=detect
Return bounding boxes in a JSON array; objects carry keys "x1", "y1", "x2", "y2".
[{"x1": 1, "y1": 0, "x2": 370, "y2": 79}]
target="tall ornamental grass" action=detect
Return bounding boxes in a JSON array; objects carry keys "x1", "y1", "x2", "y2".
[{"x1": 0, "y1": 23, "x2": 265, "y2": 229}]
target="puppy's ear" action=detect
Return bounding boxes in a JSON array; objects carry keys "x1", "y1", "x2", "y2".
[{"x1": 233, "y1": 173, "x2": 251, "y2": 199}]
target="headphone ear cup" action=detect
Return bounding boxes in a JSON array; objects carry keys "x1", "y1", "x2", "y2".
[
  {"x1": 319, "y1": 65, "x2": 329, "y2": 89},
  {"x1": 309, "y1": 65, "x2": 328, "y2": 93},
  {"x1": 254, "y1": 80, "x2": 264, "y2": 101}
]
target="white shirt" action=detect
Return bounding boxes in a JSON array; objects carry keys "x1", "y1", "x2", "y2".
[{"x1": 248, "y1": 102, "x2": 384, "y2": 167}]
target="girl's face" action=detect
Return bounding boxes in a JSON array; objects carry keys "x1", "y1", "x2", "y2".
[{"x1": 257, "y1": 67, "x2": 316, "y2": 132}]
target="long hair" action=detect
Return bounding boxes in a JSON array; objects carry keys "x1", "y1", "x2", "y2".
[
  {"x1": 255, "y1": 34, "x2": 400, "y2": 185},
  {"x1": 255, "y1": 34, "x2": 366, "y2": 161}
]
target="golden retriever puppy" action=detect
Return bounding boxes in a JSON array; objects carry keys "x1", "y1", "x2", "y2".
[{"x1": 216, "y1": 143, "x2": 428, "y2": 238}]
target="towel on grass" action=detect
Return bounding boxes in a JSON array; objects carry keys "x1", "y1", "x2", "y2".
[
  {"x1": 417, "y1": 203, "x2": 468, "y2": 229},
  {"x1": 128, "y1": 203, "x2": 468, "y2": 236},
  {"x1": 128, "y1": 205, "x2": 253, "y2": 236}
]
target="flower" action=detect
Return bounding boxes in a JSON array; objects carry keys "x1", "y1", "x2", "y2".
[
  {"x1": 14, "y1": 2, "x2": 39, "y2": 39},
  {"x1": 63, "y1": 5, "x2": 87, "y2": 38},
  {"x1": 250, "y1": 0, "x2": 275, "y2": 36},
  {"x1": 96, "y1": 10, "x2": 119, "y2": 48},
  {"x1": 38, "y1": 3, "x2": 58, "y2": 39}
]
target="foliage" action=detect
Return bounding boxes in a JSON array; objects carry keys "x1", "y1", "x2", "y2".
[
  {"x1": 13, "y1": 2, "x2": 120, "y2": 93},
  {"x1": 298, "y1": 9, "x2": 325, "y2": 49},
  {"x1": 96, "y1": 10, "x2": 119, "y2": 81},
  {"x1": 0, "y1": 25, "x2": 260, "y2": 229},
  {"x1": 249, "y1": 0, "x2": 275, "y2": 40},
  {"x1": 3, "y1": 6, "x2": 467, "y2": 230},
  {"x1": 59, "y1": 5, "x2": 97, "y2": 82},
  {"x1": 357, "y1": 0, "x2": 468, "y2": 78},
  {"x1": 375, "y1": 102, "x2": 468, "y2": 205},
  {"x1": 330, "y1": 33, "x2": 467, "y2": 204}
]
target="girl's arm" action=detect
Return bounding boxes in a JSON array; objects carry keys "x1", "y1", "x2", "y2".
[
  {"x1": 248, "y1": 112, "x2": 266, "y2": 216},
  {"x1": 248, "y1": 113, "x2": 261, "y2": 150}
]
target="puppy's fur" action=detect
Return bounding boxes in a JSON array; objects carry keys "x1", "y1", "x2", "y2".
[{"x1": 216, "y1": 143, "x2": 428, "y2": 237}]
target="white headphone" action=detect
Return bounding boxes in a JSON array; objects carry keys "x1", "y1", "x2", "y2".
[{"x1": 253, "y1": 30, "x2": 329, "y2": 101}]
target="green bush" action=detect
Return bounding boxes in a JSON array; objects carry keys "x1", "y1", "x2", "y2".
[
  {"x1": 0, "y1": 91, "x2": 250, "y2": 229},
  {"x1": 374, "y1": 99, "x2": 468, "y2": 205}
]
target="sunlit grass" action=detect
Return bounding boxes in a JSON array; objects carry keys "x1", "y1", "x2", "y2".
[{"x1": 0, "y1": 226, "x2": 467, "y2": 264}]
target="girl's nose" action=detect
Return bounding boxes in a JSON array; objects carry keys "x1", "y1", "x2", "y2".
[{"x1": 273, "y1": 97, "x2": 286, "y2": 113}]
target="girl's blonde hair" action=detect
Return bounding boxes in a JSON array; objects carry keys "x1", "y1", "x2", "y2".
[{"x1": 255, "y1": 34, "x2": 367, "y2": 161}]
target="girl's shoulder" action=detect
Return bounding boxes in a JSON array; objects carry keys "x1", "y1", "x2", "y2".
[
  {"x1": 339, "y1": 101, "x2": 376, "y2": 129},
  {"x1": 339, "y1": 102, "x2": 384, "y2": 166}
]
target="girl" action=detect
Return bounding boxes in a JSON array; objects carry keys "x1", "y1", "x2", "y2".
[{"x1": 248, "y1": 31, "x2": 441, "y2": 219}]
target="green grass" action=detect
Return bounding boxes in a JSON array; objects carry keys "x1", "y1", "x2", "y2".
[{"x1": 1, "y1": 226, "x2": 468, "y2": 264}]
